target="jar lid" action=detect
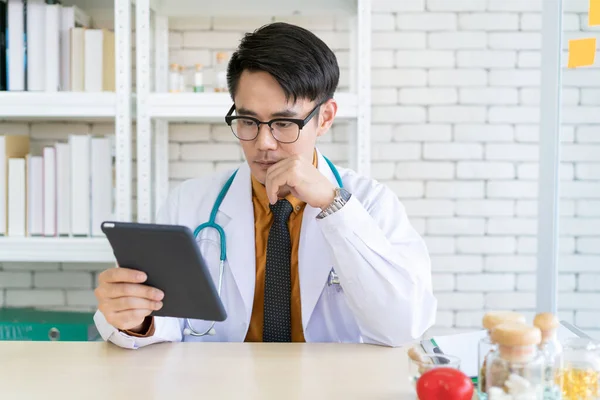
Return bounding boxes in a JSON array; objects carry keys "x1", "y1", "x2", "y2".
[
  {"x1": 482, "y1": 311, "x2": 526, "y2": 331},
  {"x1": 491, "y1": 322, "x2": 541, "y2": 347},
  {"x1": 216, "y1": 52, "x2": 227, "y2": 60},
  {"x1": 533, "y1": 312, "x2": 559, "y2": 332}
]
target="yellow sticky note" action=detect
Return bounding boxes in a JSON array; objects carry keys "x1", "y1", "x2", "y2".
[
  {"x1": 590, "y1": 0, "x2": 600, "y2": 26},
  {"x1": 568, "y1": 38, "x2": 597, "y2": 68}
]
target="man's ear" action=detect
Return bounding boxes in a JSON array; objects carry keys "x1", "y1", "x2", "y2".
[{"x1": 316, "y1": 99, "x2": 338, "y2": 138}]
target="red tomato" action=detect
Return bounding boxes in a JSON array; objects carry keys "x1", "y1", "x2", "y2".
[{"x1": 416, "y1": 367, "x2": 474, "y2": 400}]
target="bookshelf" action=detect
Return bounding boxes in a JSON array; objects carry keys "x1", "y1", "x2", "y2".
[
  {"x1": 147, "y1": 92, "x2": 360, "y2": 122},
  {"x1": 134, "y1": 0, "x2": 372, "y2": 223},
  {"x1": 146, "y1": 0, "x2": 360, "y2": 16},
  {"x1": 0, "y1": 237, "x2": 114, "y2": 263},
  {"x1": 0, "y1": 92, "x2": 117, "y2": 120},
  {"x1": 0, "y1": 0, "x2": 132, "y2": 263}
]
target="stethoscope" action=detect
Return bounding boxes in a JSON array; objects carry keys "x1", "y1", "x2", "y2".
[{"x1": 183, "y1": 156, "x2": 343, "y2": 337}]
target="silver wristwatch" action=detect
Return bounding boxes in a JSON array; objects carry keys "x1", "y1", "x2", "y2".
[{"x1": 317, "y1": 187, "x2": 351, "y2": 219}]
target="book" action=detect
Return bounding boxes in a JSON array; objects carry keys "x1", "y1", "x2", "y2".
[
  {"x1": 69, "y1": 134, "x2": 90, "y2": 236},
  {"x1": 26, "y1": 154, "x2": 43, "y2": 236},
  {"x1": 91, "y1": 137, "x2": 112, "y2": 236},
  {"x1": 26, "y1": 0, "x2": 45, "y2": 91},
  {"x1": 43, "y1": 146, "x2": 56, "y2": 236},
  {"x1": 7, "y1": 157, "x2": 26, "y2": 236},
  {"x1": 7, "y1": 0, "x2": 25, "y2": 91},
  {"x1": 84, "y1": 29, "x2": 115, "y2": 92},
  {"x1": 70, "y1": 27, "x2": 85, "y2": 91},
  {"x1": 55, "y1": 142, "x2": 70, "y2": 235},
  {"x1": 0, "y1": 135, "x2": 30, "y2": 235},
  {"x1": 44, "y1": 2, "x2": 60, "y2": 91},
  {"x1": 0, "y1": 0, "x2": 7, "y2": 91}
]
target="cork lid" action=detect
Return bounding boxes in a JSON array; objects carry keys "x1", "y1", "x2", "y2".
[
  {"x1": 216, "y1": 52, "x2": 227, "y2": 61},
  {"x1": 533, "y1": 312, "x2": 559, "y2": 332},
  {"x1": 482, "y1": 311, "x2": 526, "y2": 331},
  {"x1": 491, "y1": 322, "x2": 542, "y2": 347}
]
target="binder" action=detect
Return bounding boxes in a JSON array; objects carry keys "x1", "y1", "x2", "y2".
[{"x1": 0, "y1": 307, "x2": 100, "y2": 341}]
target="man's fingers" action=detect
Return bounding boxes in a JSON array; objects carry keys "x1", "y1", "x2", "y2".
[
  {"x1": 98, "y1": 267, "x2": 147, "y2": 284},
  {"x1": 102, "y1": 283, "x2": 164, "y2": 301},
  {"x1": 107, "y1": 296, "x2": 163, "y2": 313},
  {"x1": 110, "y1": 309, "x2": 154, "y2": 330},
  {"x1": 266, "y1": 171, "x2": 286, "y2": 204}
]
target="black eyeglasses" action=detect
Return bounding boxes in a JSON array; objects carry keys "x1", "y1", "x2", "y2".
[{"x1": 224, "y1": 100, "x2": 328, "y2": 144}]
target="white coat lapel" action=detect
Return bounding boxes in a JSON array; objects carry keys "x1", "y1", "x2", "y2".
[
  {"x1": 299, "y1": 149, "x2": 341, "y2": 330},
  {"x1": 218, "y1": 162, "x2": 256, "y2": 324}
]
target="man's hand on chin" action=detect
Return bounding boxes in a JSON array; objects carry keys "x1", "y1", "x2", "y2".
[{"x1": 264, "y1": 155, "x2": 335, "y2": 210}]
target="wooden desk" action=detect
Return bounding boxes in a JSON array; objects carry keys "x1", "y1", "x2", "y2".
[{"x1": 0, "y1": 342, "x2": 416, "y2": 399}]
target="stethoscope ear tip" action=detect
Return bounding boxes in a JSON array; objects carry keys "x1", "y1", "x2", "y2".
[{"x1": 208, "y1": 328, "x2": 216, "y2": 336}]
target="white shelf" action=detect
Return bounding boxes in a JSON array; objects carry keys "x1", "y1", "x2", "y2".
[
  {"x1": 0, "y1": 92, "x2": 117, "y2": 121},
  {"x1": 0, "y1": 237, "x2": 115, "y2": 263},
  {"x1": 148, "y1": 0, "x2": 357, "y2": 16},
  {"x1": 147, "y1": 92, "x2": 359, "y2": 122}
]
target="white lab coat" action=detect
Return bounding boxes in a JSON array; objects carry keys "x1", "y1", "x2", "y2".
[{"x1": 94, "y1": 149, "x2": 437, "y2": 349}]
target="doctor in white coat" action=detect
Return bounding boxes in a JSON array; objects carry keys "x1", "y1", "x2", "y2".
[{"x1": 93, "y1": 22, "x2": 437, "y2": 350}]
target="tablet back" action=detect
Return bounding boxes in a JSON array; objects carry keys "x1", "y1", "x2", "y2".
[{"x1": 101, "y1": 221, "x2": 227, "y2": 322}]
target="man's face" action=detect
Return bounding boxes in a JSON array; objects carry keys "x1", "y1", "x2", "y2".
[{"x1": 232, "y1": 70, "x2": 334, "y2": 184}]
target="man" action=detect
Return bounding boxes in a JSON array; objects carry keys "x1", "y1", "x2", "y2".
[{"x1": 93, "y1": 22, "x2": 436, "y2": 349}]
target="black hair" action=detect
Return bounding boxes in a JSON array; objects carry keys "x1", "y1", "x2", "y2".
[{"x1": 227, "y1": 22, "x2": 340, "y2": 105}]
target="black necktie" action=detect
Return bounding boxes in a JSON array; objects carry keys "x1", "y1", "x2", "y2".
[{"x1": 263, "y1": 199, "x2": 293, "y2": 342}]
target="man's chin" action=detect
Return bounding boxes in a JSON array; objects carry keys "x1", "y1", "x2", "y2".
[{"x1": 249, "y1": 165, "x2": 267, "y2": 185}]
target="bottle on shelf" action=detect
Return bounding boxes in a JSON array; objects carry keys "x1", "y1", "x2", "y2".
[
  {"x1": 169, "y1": 63, "x2": 181, "y2": 93},
  {"x1": 533, "y1": 313, "x2": 563, "y2": 399},
  {"x1": 215, "y1": 52, "x2": 228, "y2": 93},
  {"x1": 478, "y1": 311, "x2": 527, "y2": 400},
  {"x1": 178, "y1": 65, "x2": 186, "y2": 93},
  {"x1": 485, "y1": 322, "x2": 545, "y2": 400},
  {"x1": 193, "y1": 64, "x2": 205, "y2": 93}
]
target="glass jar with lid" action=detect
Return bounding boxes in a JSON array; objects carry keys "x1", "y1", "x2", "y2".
[
  {"x1": 485, "y1": 322, "x2": 545, "y2": 400},
  {"x1": 558, "y1": 338, "x2": 600, "y2": 400},
  {"x1": 533, "y1": 313, "x2": 563, "y2": 399},
  {"x1": 169, "y1": 63, "x2": 181, "y2": 93},
  {"x1": 479, "y1": 311, "x2": 527, "y2": 399}
]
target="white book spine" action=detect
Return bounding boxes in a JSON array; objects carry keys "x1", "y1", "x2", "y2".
[
  {"x1": 91, "y1": 137, "x2": 113, "y2": 236},
  {"x1": 7, "y1": 0, "x2": 25, "y2": 91},
  {"x1": 7, "y1": 158, "x2": 26, "y2": 237},
  {"x1": 43, "y1": 147, "x2": 57, "y2": 236},
  {"x1": 60, "y1": 7, "x2": 75, "y2": 91},
  {"x1": 84, "y1": 29, "x2": 103, "y2": 92},
  {"x1": 26, "y1": 0, "x2": 46, "y2": 91},
  {"x1": 55, "y1": 143, "x2": 70, "y2": 236},
  {"x1": 69, "y1": 135, "x2": 91, "y2": 236},
  {"x1": 0, "y1": 137, "x2": 6, "y2": 235},
  {"x1": 45, "y1": 4, "x2": 61, "y2": 92},
  {"x1": 70, "y1": 28, "x2": 85, "y2": 92},
  {"x1": 27, "y1": 155, "x2": 43, "y2": 236}
]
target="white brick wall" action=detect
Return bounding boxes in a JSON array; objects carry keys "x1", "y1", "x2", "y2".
[{"x1": 2, "y1": 0, "x2": 598, "y2": 339}]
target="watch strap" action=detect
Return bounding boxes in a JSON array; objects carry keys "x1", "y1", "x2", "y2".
[{"x1": 317, "y1": 188, "x2": 351, "y2": 219}]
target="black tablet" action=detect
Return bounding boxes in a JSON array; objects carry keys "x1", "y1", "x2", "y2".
[{"x1": 101, "y1": 221, "x2": 227, "y2": 322}]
